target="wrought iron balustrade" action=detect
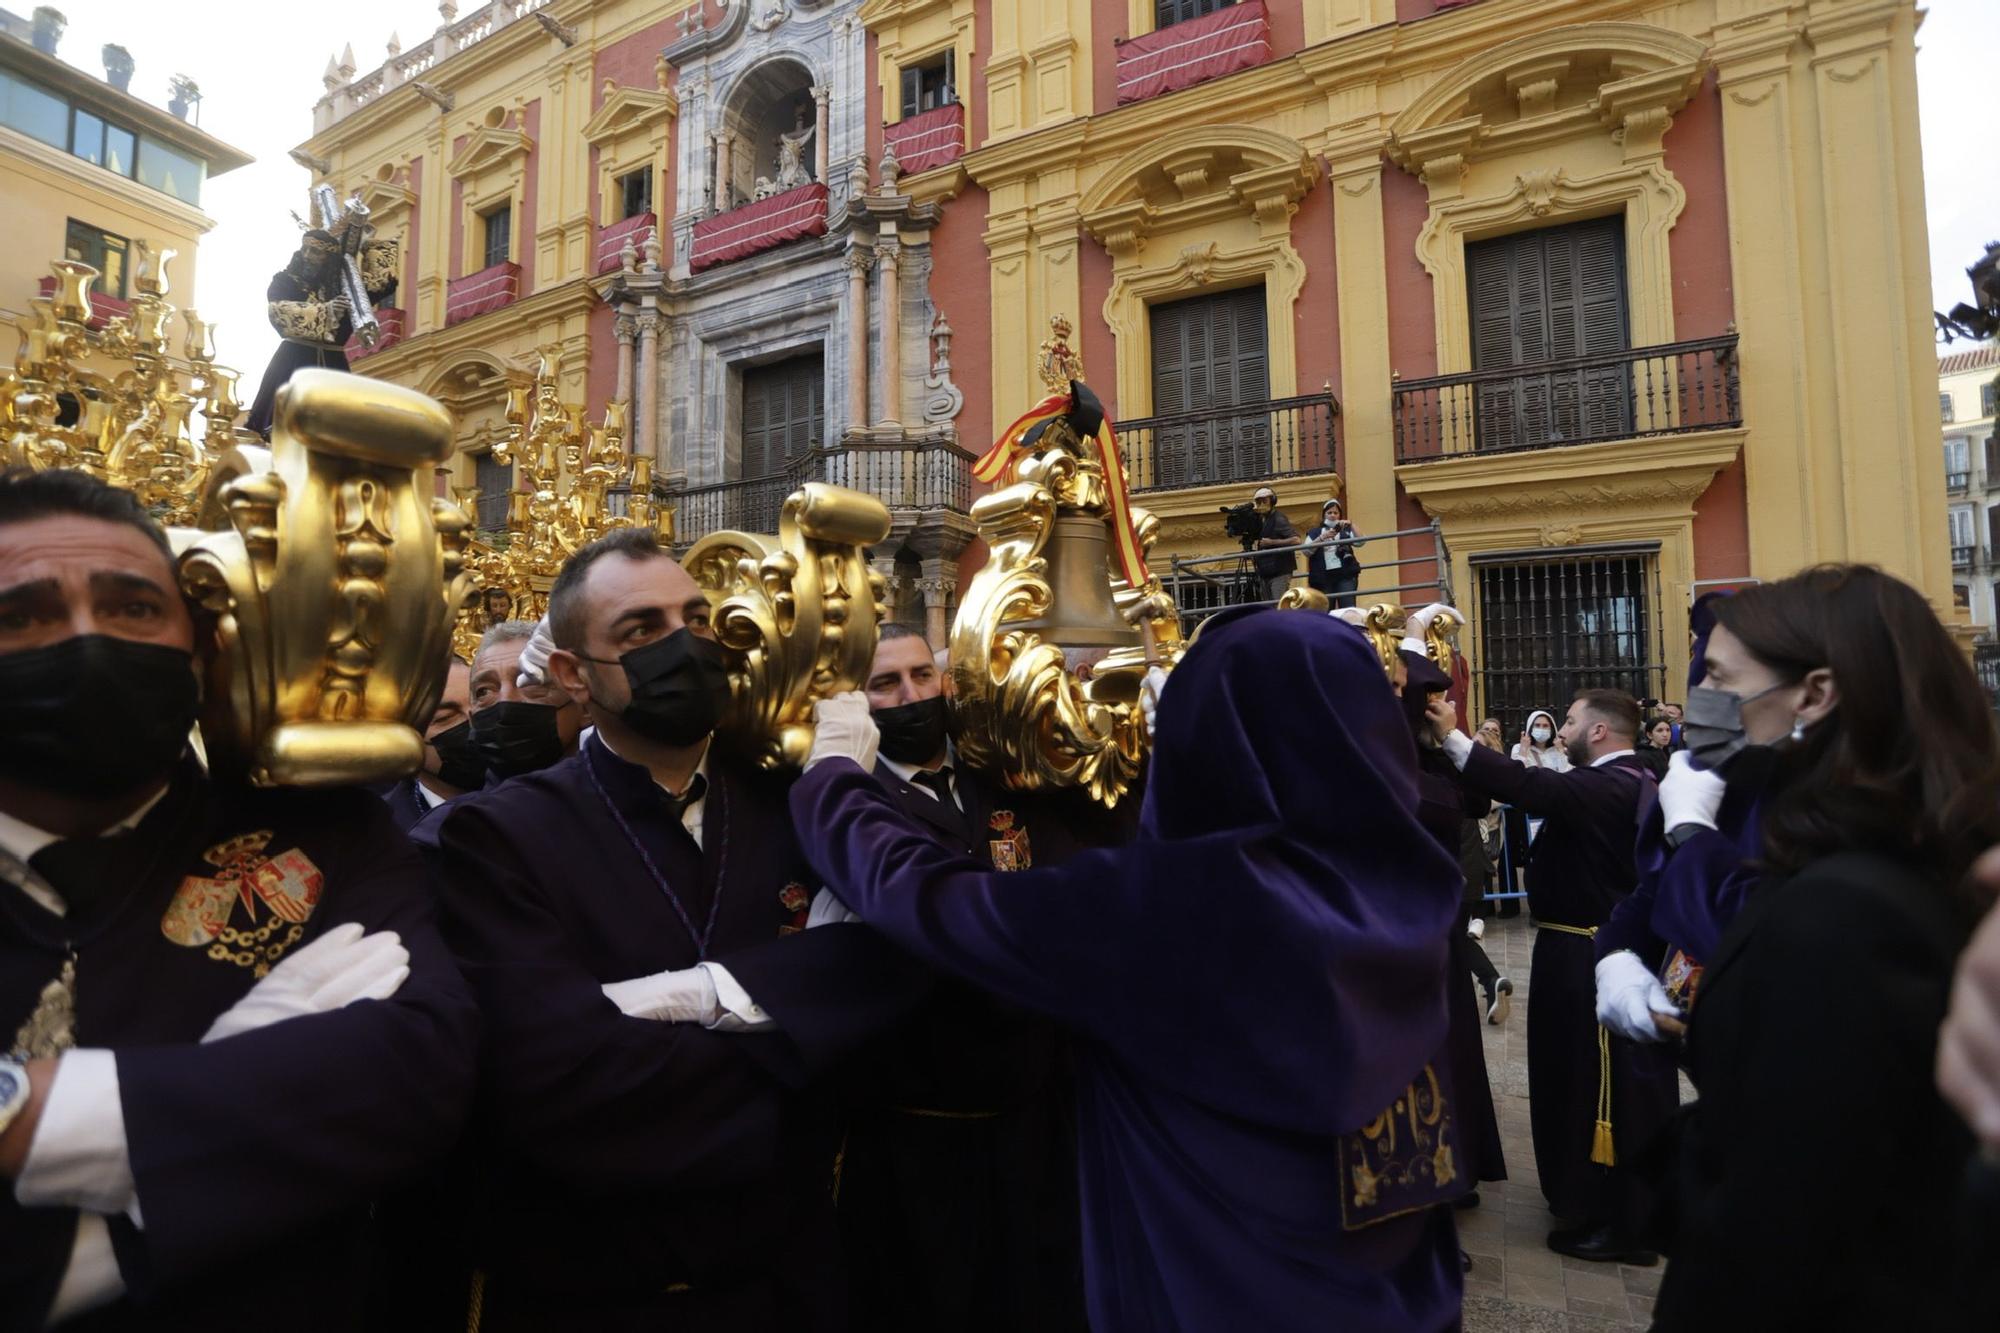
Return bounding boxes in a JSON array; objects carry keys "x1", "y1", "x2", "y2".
[
  {"x1": 1392, "y1": 334, "x2": 1740, "y2": 464},
  {"x1": 1953, "y1": 543, "x2": 1977, "y2": 567},
  {"x1": 664, "y1": 436, "x2": 974, "y2": 545},
  {"x1": 1948, "y1": 471, "x2": 1971, "y2": 493},
  {"x1": 1115, "y1": 390, "x2": 1340, "y2": 494}
]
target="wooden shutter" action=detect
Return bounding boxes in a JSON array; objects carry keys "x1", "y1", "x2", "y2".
[
  {"x1": 1467, "y1": 218, "x2": 1629, "y2": 451},
  {"x1": 1987, "y1": 503, "x2": 2000, "y2": 556},
  {"x1": 742, "y1": 353, "x2": 825, "y2": 480},
  {"x1": 1986, "y1": 435, "x2": 2000, "y2": 480},
  {"x1": 901, "y1": 67, "x2": 922, "y2": 119},
  {"x1": 1149, "y1": 287, "x2": 1269, "y2": 487},
  {"x1": 742, "y1": 372, "x2": 773, "y2": 479}
]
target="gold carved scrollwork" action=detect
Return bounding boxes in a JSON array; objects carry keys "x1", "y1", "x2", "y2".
[
  {"x1": 947, "y1": 320, "x2": 1185, "y2": 809},
  {"x1": 4, "y1": 250, "x2": 243, "y2": 525},
  {"x1": 685, "y1": 483, "x2": 892, "y2": 771},
  {"x1": 178, "y1": 369, "x2": 475, "y2": 786}
]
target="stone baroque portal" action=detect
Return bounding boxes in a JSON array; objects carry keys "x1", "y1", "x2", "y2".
[{"x1": 601, "y1": 0, "x2": 970, "y2": 640}]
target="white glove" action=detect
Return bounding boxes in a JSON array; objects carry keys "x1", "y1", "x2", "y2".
[
  {"x1": 808, "y1": 691, "x2": 879, "y2": 771},
  {"x1": 1398, "y1": 602, "x2": 1462, "y2": 657},
  {"x1": 807, "y1": 887, "x2": 861, "y2": 927},
  {"x1": 516, "y1": 616, "x2": 556, "y2": 688},
  {"x1": 602, "y1": 966, "x2": 720, "y2": 1024},
  {"x1": 201, "y1": 922, "x2": 409, "y2": 1043},
  {"x1": 1139, "y1": 665, "x2": 1169, "y2": 740},
  {"x1": 1595, "y1": 949, "x2": 1680, "y2": 1044},
  {"x1": 1658, "y1": 750, "x2": 1725, "y2": 835}
]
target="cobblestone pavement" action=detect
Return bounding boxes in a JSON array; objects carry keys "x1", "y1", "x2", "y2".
[{"x1": 1456, "y1": 911, "x2": 1690, "y2": 1332}]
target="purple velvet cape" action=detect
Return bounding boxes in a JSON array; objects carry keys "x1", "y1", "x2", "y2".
[{"x1": 791, "y1": 609, "x2": 1466, "y2": 1332}]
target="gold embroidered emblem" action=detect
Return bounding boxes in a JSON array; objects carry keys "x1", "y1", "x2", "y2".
[
  {"x1": 10, "y1": 959, "x2": 77, "y2": 1060},
  {"x1": 987, "y1": 811, "x2": 1031, "y2": 872},
  {"x1": 160, "y1": 832, "x2": 324, "y2": 976},
  {"x1": 1338, "y1": 1063, "x2": 1462, "y2": 1230}
]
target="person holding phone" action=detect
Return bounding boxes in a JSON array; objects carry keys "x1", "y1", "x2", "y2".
[{"x1": 1306, "y1": 499, "x2": 1363, "y2": 609}]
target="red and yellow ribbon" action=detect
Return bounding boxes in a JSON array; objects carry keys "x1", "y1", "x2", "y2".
[{"x1": 972, "y1": 392, "x2": 1152, "y2": 588}]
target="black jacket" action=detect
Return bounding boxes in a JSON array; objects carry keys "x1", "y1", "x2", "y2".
[
  {"x1": 1650, "y1": 853, "x2": 1980, "y2": 1331},
  {"x1": 1253, "y1": 508, "x2": 1298, "y2": 580},
  {"x1": 1304, "y1": 522, "x2": 1361, "y2": 594}
]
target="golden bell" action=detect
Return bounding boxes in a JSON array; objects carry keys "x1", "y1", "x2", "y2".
[{"x1": 1012, "y1": 514, "x2": 1142, "y2": 649}]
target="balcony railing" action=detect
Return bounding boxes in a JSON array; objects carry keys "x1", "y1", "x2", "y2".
[
  {"x1": 665, "y1": 436, "x2": 975, "y2": 545},
  {"x1": 1948, "y1": 471, "x2": 1971, "y2": 493},
  {"x1": 1115, "y1": 390, "x2": 1340, "y2": 494},
  {"x1": 1392, "y1": 334, "x2": 1740, "y2": 464},
  {"x1": 1975, "y1": 643, "x2": 2000, "y2": 709},
  {"x1": 1953, "y1": 544, "x2": 1976, "y2": 567}
]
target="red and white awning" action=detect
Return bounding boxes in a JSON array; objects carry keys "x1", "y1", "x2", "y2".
[
  {"x1": 1115, "y1": 0, "x2": 1272, "y2": 106},
  {"x1": 689, "y1": 184, "x2": 829, "y2": 274}
]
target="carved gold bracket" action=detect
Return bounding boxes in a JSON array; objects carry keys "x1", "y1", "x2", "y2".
[
  {"x1": 178, "y1": 369, "x2": 474, "y2": 786},
  {"x1": 684, "y1": 482, "x2": 891, "y2": 771}
]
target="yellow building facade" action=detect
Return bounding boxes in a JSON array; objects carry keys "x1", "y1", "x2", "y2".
[
  {"x1": 306, "y1": 0, "x2": 1952, "y2": 721},
  {"x1": 1, "y1": 22, "x2": 250, "y2": 354}
]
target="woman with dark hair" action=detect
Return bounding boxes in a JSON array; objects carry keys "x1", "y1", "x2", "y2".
[
  {"x1": 1305, "y1": 498, "x2": 1363, "y2": 608},
  {"x1": 1650, "y1": 565, "x2": 2000, "y2": 1331},
  {"x1": 1634, "y1": 714, "x2": 1674, "y2": 779}
]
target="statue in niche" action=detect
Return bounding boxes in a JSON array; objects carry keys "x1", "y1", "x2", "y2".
[{"x1": 774, "y1": 103, "x2": 815, "y2": 191}]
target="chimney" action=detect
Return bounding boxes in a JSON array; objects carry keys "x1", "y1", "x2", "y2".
[{"x1": 29, "y1": 6, "x2": 64, "y2": 54}]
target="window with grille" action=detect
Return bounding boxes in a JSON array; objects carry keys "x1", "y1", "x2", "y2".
[
  {"x1": 741, "y1": 352, "x2": 825, "y2": 480},
  {"x1": 1156, "y1": 0, "x2": 1233, "y2": 27},
  {"x1": 63, "y1": 219, "x2": 129, "y2": 299},
  {"x1": 1983, "y1": 382, "x2": 1997, "y2": 419},
  {"x1": 899, "y1": 50, "x2": 956, "y2": 118},
  {"x1": 1148, "y1": 286, "x2": 1270, "y2": 489},
  {"x1": 618, "y1": 167, "x2": 653, "y2": 220},
  {"x1": 1466, "y1": 216, "x2": 1631, "y2": 452},
  {"x1": 1472, "y1": 548, "x2": 1664, "y2": 730},
  {"x1": 1942, "y1": 392, "x2": 1956, "y2": 424},
  {"x1": 473, "y1": 450, "x2": 512, "y2": 532},
  {"x1": 481, "y1": 205, "x2": 511, "y2": 269},
  {"x1": 1947, "y1": 437, "x2": 1971, "y2": 488}
]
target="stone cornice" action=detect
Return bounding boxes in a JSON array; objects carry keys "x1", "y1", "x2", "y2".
[
  {"x1": 446, "y1": 121, "x2": 533, "y2": 180},
  {"x1": 1395, "y1": 429, "x2": 1745, "y2": 522},
  {"x1": 581, "y1": 82, "x2": 677, "y2": 147}
]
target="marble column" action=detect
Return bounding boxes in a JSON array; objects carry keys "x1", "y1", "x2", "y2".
[
  {"x1": 812, "y1": 84, "x2": 831, "y2": 186},
  {"x1": 715, "y1": 133, "x2": 733, "y2": 212},
  {"x1": 637, "y1": 306, "x2": 662, "y2": 462},
  {"x1": 613, "y1": 313, "x2": 636, "y2": 407},
  {"x1": 876, "y1": 231, "x2": 901, "y2": 427},
  {"x1": 845, "y1": 246, "x2": 873, "y2": 431},
  {"x1": 918, "y1": 562, "x2": 956, "y2": 649}
]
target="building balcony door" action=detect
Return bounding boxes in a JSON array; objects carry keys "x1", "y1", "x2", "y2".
[
  {"x1": 1148, "y1": 286, "x2": 1270, "y2": 489},
  {"x1": 1468, "y1": 216, "x2": 1632, "y2": 452},
  {"x1": 741, "y1": 351, "x2": 825, "y2": 481}
]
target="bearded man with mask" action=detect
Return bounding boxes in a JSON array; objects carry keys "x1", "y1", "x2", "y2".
[
  {"x1": 0, "y1": 468, "x2": 477, "y2": 1328},
  {"x1": 1426, "y1": 688, "x2": 1680, "y2": 1267},
  {"x1": 382, "y1": 655, "x2": 482, "y2": 830},
  {"x1": 428, "y1": 528, "x2": 930, "y2": 1331}
]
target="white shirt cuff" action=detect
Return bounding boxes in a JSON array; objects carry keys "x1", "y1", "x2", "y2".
[
  {"x1": 806, "y1": 887, "x2": 861, "y2": 928},
  {"x1": 699, "y1": 963, "x2": 774, "y2": 1032},
  {"x1": 1441, "y1": 730, "x2": 1474, "y2": 770},
  {"x1": 14, "y1": 1049, "x2": 137, "y2": 1219},
  {"x1": 49, "y1": 1213, "x2": 125, "y2": 1323}
]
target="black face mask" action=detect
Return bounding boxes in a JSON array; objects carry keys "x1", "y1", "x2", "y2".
[
  {"x1": 1681, "y1": 683, "x2": 1785, "y2": 772},
  {"x1": 874, "y1": 695, "x2": 949, "y2": 766},
  {"x1": 0, "y1": 634, "x2": 198, "y2": 798},
  {"x1": 427, "y1": 718, "x2": 488, "y2": 791},
  {"x1": 590, "y1": 629, "x2": 731, "y2": 747},
  {"x1": 470, "y1": 701, "x2": 568, "y2": 778}
]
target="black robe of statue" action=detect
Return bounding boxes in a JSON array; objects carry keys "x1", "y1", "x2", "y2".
[
  {"x1": 428, "y1": 735, "x2": 931, "y2": 1332},
  {"x1": 1455, "y1": 743, "x2": 1681, "y2": 1229},
  {"x1": 836, "y1": 761, "x2": 1115, "y2": 1333},
  {"x1": 0, "y1": 762, "x2": 478, "y2": 1331},
  {"x1": 245, "y1": 257, "x2": 395, "y2": 438}
]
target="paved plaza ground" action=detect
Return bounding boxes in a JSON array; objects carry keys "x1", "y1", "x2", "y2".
[{"x1": 1457, "y1": 912, "x2": 1693, "y2": 1332}]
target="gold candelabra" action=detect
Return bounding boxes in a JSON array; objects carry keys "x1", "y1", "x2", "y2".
[
  {"x1": 449, "y1": 348, "x2": 667, "y2": 658},
  {"x1": 4, "y1": 249, "x2": 241, "y2": 525}
]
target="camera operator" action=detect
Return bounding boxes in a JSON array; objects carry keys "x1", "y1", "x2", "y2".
[{"x1": 1248, "y1": 487, "x2": 1298, "y2": 602}]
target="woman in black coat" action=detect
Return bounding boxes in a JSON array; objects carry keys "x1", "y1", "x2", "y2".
[
  {"x1": 1648, "y1": 566, "x2": 2000, "y2": 1331},
  {"x1": 1305, "y1": 498, "x2": 1362, "y2": 608}
]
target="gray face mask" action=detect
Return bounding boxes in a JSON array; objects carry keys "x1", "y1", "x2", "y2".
[{"x1": 1680, "y1": 683, "x2": 1784, "y2": 770}]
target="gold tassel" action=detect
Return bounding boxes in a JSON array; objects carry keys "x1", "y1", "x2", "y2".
[{"x1": 1589, "y1": 1025, "x2": 1617, "y2": 1166}]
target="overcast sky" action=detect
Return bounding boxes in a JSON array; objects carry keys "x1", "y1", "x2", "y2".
[{"x1": 56, "y1": 0, "x2": 2000, "y2": 378}]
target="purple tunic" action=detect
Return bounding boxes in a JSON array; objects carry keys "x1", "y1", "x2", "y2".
[{"x1": 791, "y1": 610, "x2": 1466, "y2": 1332}]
